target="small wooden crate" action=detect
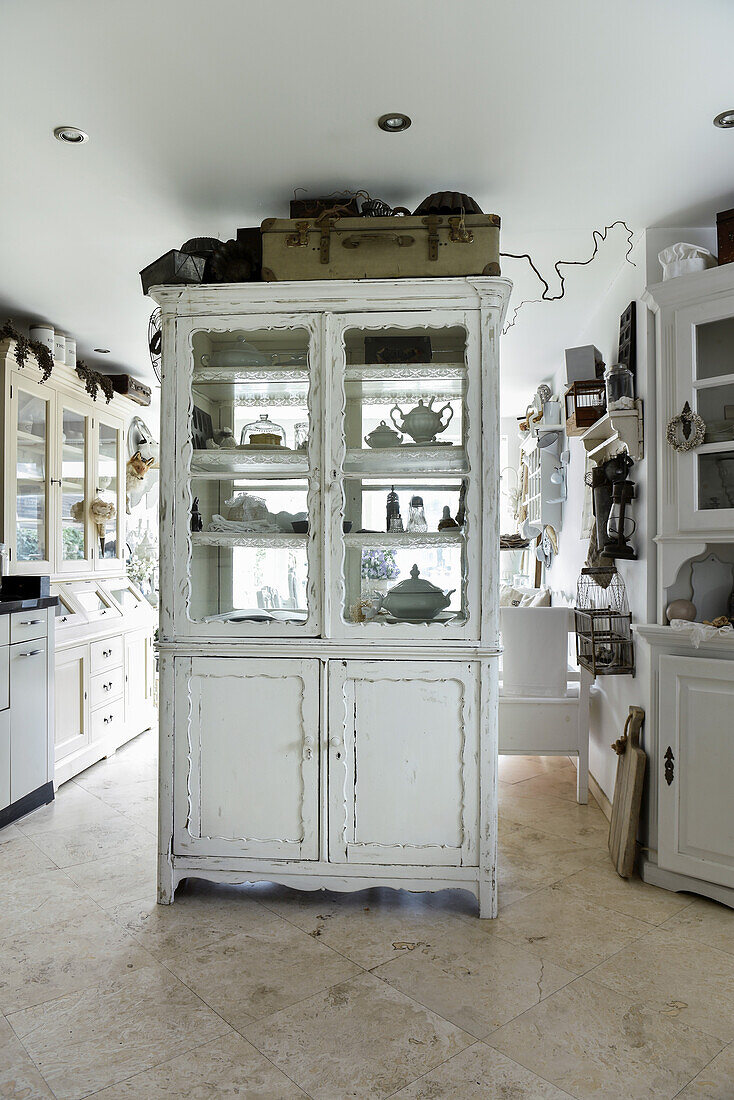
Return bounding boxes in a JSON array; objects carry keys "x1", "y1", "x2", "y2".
[{"x1": 565, "y1": 380, "x2": 606, "y2": 435}]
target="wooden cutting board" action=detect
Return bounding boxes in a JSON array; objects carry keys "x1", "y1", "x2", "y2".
[{"x1": 609, "y1": 706, "x2": 646, "y2": 878}]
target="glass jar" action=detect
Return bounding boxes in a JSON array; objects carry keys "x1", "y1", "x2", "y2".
[
  {"x1": 407, "y1": 495, "x2": 428, "y2": 532},
  {"x1": 240, "y1": 412, "x2": 287, "y2": 447},
  {"x1": 604, "y1": 363, "x2": 634, "y2": 409}
]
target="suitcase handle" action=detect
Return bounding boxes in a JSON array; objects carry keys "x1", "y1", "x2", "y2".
[{"x1": 340, "y1": 233, "x2": 415, "y2": 249}]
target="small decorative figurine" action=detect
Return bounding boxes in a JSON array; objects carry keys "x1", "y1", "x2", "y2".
[
  {"x1": 190, "y1": 497, "x2": 203, "y2": 532},
  {"x1": 438, "y1": 505, "x2": 459, "y2": 531}
]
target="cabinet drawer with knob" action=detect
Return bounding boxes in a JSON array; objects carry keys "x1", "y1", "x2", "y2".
[
  {"x1": 90, "y1": 666, "x2": 124, "y2": 710},
  {"x1": 91, "y1": 700, "x2": 124, "y2": 744},
  {"x1": 10, "y1": 610, "x2": 48, "y2": 645},
  {"x1": 90, "y1": 636, "x2": 123, "y2": 674}
]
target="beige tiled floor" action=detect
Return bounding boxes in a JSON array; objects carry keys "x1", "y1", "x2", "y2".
[{"x1": 1, "y1": 734, "x2": 732, "y2": 1099}]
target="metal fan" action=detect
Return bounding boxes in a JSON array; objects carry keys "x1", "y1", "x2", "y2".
[{"x1": 148, "y1": 308, "x2": 162, "y2": 384}]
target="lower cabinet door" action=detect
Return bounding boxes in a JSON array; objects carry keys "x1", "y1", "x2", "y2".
[
  {"x1": 659, "y1": 654, "x2": 734, "y2": 889},
  {"x1": 174, "y1": 656, "x2": 320, "y2": 860},
  {"x1": 55, "y1": 644, "x2": 89, "y2": 762},
  {"x1": 328, "y1": 660, "x2": 479, "y2": 867},
  {"x1": 9, "y1": 640, "x2": 48, "y2": 802},
  {"x1": 124, "y1": 630, "x2": 154, "y2": 737}
]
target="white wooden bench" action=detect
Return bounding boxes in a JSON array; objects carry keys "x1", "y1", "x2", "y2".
[{"x1": 499, "y1": 606, "x2": 592, "y2": 804}]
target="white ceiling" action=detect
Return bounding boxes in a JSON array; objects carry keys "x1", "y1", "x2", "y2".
[{"x1": 2, "y1": 0, "x2": 733, "y2": 407}]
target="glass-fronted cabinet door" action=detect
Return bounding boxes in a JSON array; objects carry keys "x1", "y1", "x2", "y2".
[
  {"x1": 677, "y1": 301, "x2": 734, "y2": 531},
  {"x1": 326, "y1": 311, "x2": 482, "y2": 640},
  {"x1": 174, "y1": 315, "x2": 322, "y2": 637},
  {"x1": 56, "y1": 400, "x2": 92, "y2": 573},
  {"x1": 9, "y1": 373, "x2": 54, "y2": 573},
  {"x1": 93, "y1": 412, "x2": 125, "y2": 571}
]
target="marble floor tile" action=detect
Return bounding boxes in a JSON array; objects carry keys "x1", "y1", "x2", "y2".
[
  {"x1": 92, "y1": 776, "x2": 158, "y2": 822},
  {"x1": 7, "y1": 963, "x2": 231, "y2": 1100},
  {"x1": 488, "y1": 976, "x2": 723, "y2": 1100},
  {"x1": 560, "y1": 860, "x2": 694, "y2": 926},
  {"x1": 90, "y1": 1032, "x2": 308, "y2": 1098},
  {"x1": 498, "y1": 755, "x2": 574, "y2": 785},
  {"x1": 26, "y1": 815, "x2": 154, "y2": 869},
  {"x1": 676, "y1": 1043, "x2": 734, "y2": 1098},
  {"x1": 107, "y1": 882, "x2": 282, "y2": 959},
  {"x1": 0, "y1": 1014, "x2": 54, "y2": 1098},
  {"x1": 659, "y1": 897, "x2": 734, "y2": 957},
  {"x1": 244, "y1": 971, "x2": 474, "y2": 1099},
  {"x1": 17, "y1": 782, "x2": 123, "y2": 836},
  {"x1": 257, "y1": 884, "x2": 479, "y2": 970},
  {"x1": 486, "y1": 880, "x2": 651, "y2": 973},
  {"x1": 0, "y1": 826, "x2": 55, "y2": 878},
  {"x1": 499, "y1": 790, "x2": 610, "y2": 846},
  {"x1": 391, "y1": 1042, "x2": 575, "y2": 1098},
  {"x1": 0, "y1": 907, "x2": 154, "y2": 1013},
  {"x1": 0, "y1": 867, "x2": 101, "y2": 940},
  {"x1": 63, "y1": 847, "x2": 157, "y2": 908},
  {"x1": 500, "y1": 822, "x2": 607, "y2": 885},
  {"x1": 161, "y1": 920, "x2": 363, "y2": 1030},
  {"x1": 511, "y1": 769, "x2": 600, "y2": 805},
  {"x1": 588, "y1": 927, "x2": 734, "y2": 1043},
  {"x1": 373, "y1": 931, "x2": 575, "y2": 1037}
]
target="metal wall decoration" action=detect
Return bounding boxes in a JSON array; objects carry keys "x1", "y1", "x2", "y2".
[
  {"x1": 148, "y1": 308, "x2": 162, "y2": 384},
  {"x1": 575, "y1": 566, "x2": 635, "y2": 677},
  {"x1": 617, "y1": 301, "x2": 637, "y2": 379}
]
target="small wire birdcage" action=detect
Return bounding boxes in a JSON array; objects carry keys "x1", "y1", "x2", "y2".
[{"x1": 574, "y1": 566, "x2": 634, "y2": 676}]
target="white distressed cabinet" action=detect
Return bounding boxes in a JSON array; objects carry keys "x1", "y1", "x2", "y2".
[{"x1": 153, "y1": 277, "x2": 510, "y2": 916}]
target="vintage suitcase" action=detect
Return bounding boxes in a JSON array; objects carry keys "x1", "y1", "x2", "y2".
[
  {"x1": 716, "y1": 206, "x2": 734, "y2": 265},
  {"x1": 260, "y1": 213, "x2": 500, "y2": 281},
  {"x1": 107, "y1": 373, "x2": 152, "y2": 406}
]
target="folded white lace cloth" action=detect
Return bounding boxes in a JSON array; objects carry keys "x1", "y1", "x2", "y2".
[
  {"x1": 669, "y1": 618, "x2": 734, "y2": 648},
  {"x1": 208, "y1": 514, "x2": 280, "y2": 533}
]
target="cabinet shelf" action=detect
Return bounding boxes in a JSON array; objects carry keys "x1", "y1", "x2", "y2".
[
  {"x1": 191, "y1": 449, "x2": 310, "y2": 477},
  {"x1": 345, "y1": 362, "x2": 466, "y2": 381},
  {"x1": 194, "y1": 365, "x2": 309, "y2": 384},
  {"x1": 191, "y1": 530, "x2": 307, "y2": 549},
  {"x1": 345, "y1": 530, "x2": 464, "y2": 549},
  {"x1": 579, "y1": 400, "x2": 644, "y2": 461},
  {"x1": 344, "y1": 446, "x2": 468, "y2": 477}
]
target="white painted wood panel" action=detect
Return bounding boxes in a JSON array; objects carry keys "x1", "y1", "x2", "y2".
[
  {"x1": 174, "y1": 656, "x2": 319, "y2": 860},
  {"x1": 54, "y1": 643, "x2": 88, "y2": 762},
  {"x1": 659, "y1": 654, "x2": 734, "y2": 888},
  {"x1": 9, "y1": 639, "x2": 48, "y2": 801},
  {"x1": 328, "y1": 660, "x2": 478, "y2": 867}
]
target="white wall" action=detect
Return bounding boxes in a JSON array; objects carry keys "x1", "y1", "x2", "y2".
[{"x1": 542, "y1": 227, "x2": 715, "y2": 801}]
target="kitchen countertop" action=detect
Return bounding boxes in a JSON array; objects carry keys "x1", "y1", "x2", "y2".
[{"x1": 0, "y1": 595, "x2": 59, "y2": 616}]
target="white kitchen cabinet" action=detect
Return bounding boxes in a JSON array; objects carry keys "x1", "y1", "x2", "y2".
[
  {"x1": 173, "y1": 656, "x2": 320, "y2": 861},
  {"x1": 154, "y1": 278, "x2": 509, "y2": 915},
  {"x1": 9, "y1": 638, "x2": 48, "y2": 802},
  {"x1": 54, "y1": 643, "x2": 88, "y2": 762},
  {"x1": 658, "y1": 654, "x2": 734, "y2": 890},
  {"x1": 124, "y1": 630, "x2": 155, "y2": 737},
  {"x1": 0, "y1": 711, "x2": 9, "y2": 809},
  {"x1": 328, "y1": 660, "x2": 479, "y2": 867}
]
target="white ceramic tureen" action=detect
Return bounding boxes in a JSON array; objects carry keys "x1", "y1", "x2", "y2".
[{"x1": 379, "y1": 564, "x2": 455, "y2": 622}]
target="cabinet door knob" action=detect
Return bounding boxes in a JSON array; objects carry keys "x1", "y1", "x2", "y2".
[
  {"x1": 19, "y1": 649, "x2": 42, "y2": 657},
  {"x1": 329, "y1": 736, "x2": 342, "y2": 749},
  {"x1": 303, "y1": 735, "x2": 315, "y2": 746}
]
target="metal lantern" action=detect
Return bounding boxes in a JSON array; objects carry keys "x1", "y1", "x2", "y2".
[{"x1": 574, "y1": 566, "x2": 634, "y2": 676}]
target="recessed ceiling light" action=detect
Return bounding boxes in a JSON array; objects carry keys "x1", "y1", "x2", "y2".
[
  {"x1": 94, "y1": 348, "x2": 110, "y2": 354},
  {"x1": 378, "y1": 112, "x2": 411, "y2": 133},
  {"x1": 713, "y1": 110, "x2": 734, "y2": 129},
  {"x1": 53, "y1": 125, "x2": 89, "y2": 144}
]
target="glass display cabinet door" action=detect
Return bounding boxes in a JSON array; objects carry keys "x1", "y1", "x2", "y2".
[
  {"x1": 678, "y1": 305, "x2": 734, "y2": 530},
  {"x1": 57, "y1": 401, "x2": 92, "y2": 572},
  {"x1": 93, "y1": 414, "x2": 124, "y2": 569},
  {"x1": 11, "y1": 376, "x2": 53, "y2": 573},
  {"x1": 175, "y1": 315, "x2": 321, "y2": 636},
  {"x1": 326, "y1": 311, "x2": 482, "y2": 640}
]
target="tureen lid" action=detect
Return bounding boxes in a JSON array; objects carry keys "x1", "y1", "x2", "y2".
[
  {"x1": 366, "y1": 420, "x2": 399, "y2": 438},
  {"x1": 388, "y1": 564, "x2": 445, "y2": 594}
]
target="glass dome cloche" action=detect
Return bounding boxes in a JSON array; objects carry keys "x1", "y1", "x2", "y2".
[{"x1": 239, "y1": 412, "x2": 287, "y2": 448}]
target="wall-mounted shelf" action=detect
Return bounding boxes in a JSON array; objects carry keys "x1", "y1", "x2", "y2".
[{"x1": 579, "y1": 400, "x2": 644, "y2": 462}]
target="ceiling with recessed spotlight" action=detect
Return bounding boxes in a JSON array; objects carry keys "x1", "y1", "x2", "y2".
[{"x1": 1, "y1": 0, "x2": 733, "y2": 405}]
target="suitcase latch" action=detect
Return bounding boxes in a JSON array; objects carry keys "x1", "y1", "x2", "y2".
[
  {"x1": 286, "y1": 221, "x2": 310, "y2": 248},
  {"x1": 448, "y1": 213, "x2": 474, "y2": 244},
  {"x1": 424, "y1": 216, "x2": 440, "y2": 262}
]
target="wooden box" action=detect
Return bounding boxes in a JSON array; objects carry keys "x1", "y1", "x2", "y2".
[
  {"x1": 261, "y1": 213, "x2": 500, "y2": 281},
  {"x1": 717, "y1": 207, "x2": 734, "y2": 266},
  {"x1": 108, "y1": 374, "x2": 152, "y2": 406}
]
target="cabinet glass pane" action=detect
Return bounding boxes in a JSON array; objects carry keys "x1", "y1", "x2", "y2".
[
  {"x1": 105, "y1": 580, "x2": 143, "y2": 613},
  {"x1": 697, "y1": 382, "x2": 734, "y2": 444},
  {"x1": 16, "y1": 391, "x2": 47, "y2": 562},
  {"x1": 97, "y1": 423, "x2": 119, "y2": 558},
  {"x1": 696, "y1": 317, "x2": 734, "y2": 381},
  {"x1": 61, "y1": 407, "x2": 86, "y2": 561},
  {"x1": 188, "y1": 323, "x2": 315, "y2": 632},
  {"x1": 190, "y1": 477, "x2": 309, "y2": 622},
  {"x1": 698, "y1": 450, "x2": 734, "y2": 510}
]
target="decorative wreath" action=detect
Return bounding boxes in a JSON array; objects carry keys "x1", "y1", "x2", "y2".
[{"x1": 666, "y1": 402, "x2": 705, "y2": 453}]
